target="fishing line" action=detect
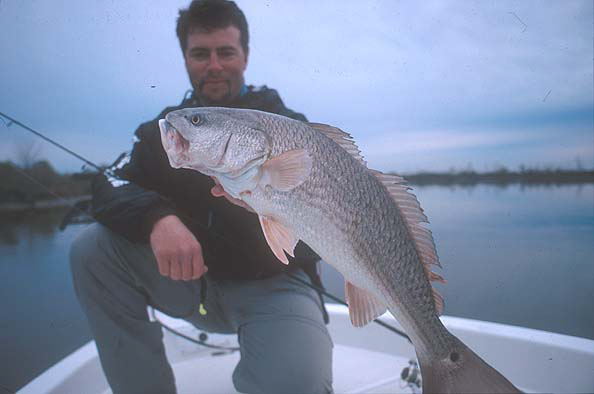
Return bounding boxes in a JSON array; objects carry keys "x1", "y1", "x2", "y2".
[{"x1": 0, "y1": 110, "x2": 412, "y2": 345}]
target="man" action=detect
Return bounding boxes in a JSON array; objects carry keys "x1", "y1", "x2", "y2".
[{"x1": 69, "y1": 1, "x2": 333, "y2": 393}]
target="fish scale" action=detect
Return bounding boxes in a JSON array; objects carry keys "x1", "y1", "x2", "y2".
[
  {"x1": 159, "y1": 107, "x2": 521, "y2": 393},
  {"x1": 252, "y1": 118, "x2": 450, "y2": 354}
]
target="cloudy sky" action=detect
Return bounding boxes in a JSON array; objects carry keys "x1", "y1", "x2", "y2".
[{"x1": 0, "y1": 0, "x2": 592, "y2": 174}]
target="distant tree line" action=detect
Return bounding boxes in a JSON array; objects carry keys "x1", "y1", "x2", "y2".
[
  {"x1": 2, "y1": 160, "x2": 593, "y2": 205},
  {"x1": 400, "y1": 166, "x2": 594, "y2": 186},
  {"x1": 0, "y1": 160, "x2": 92, "y2": 203}
]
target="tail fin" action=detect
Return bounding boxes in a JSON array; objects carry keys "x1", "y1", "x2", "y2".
[{"x1": 418, "y1": 339, "x2": 521, "y2": 393}]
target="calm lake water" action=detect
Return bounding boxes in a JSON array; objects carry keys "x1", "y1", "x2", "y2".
[{"x1": 1, "y1": 184, "x2": 593, "y2": 392}]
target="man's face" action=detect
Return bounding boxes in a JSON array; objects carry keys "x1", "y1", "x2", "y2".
[{"x1": 184, "y1": 25, "x2": 248, "y2": 106}]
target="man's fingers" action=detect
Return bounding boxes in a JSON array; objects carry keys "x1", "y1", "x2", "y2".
[
  {"x1": 170, "y1": 260, "x2": 182, "y2": 280},
  {"x1": 149, "y1": 215, "x2": 206, "y2": 281},
  {"x1": 211, "y1": 184, "x2": 255, "y2": 212},
  {"x1": 181, "y1": 252, "x2": 193, "y2": 281},
  {"x1": 192, "y1": 248, "x2": 207, "y2": 279},
  {"x1": 210, "y1": 184, "x2": 226, "y2": 197},
  {"x1": 157, "y1": 256, "x2": 170, "y2": 277}
]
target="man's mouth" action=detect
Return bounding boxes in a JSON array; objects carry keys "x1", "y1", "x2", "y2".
[
  {"x1": 204, "y1": 79, "x2": 227, "y2": 84},
  {"x1": 201, "y1": 79, "x2": 229, "y2": 90}
]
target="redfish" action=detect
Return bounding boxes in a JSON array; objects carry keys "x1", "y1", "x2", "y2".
[{"x1": 159, "y1": 107, "x2": 520, "y2": 393}]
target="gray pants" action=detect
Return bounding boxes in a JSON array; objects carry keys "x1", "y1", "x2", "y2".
[{"x1": 69, "y1": 223, "x2": 333, "y2": 394}]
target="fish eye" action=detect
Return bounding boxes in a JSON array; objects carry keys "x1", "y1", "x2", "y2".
[{"x1": 191, "y1": 115, "x2": 200, "y2": 125}]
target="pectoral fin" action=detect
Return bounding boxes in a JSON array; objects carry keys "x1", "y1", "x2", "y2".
[
  {"x1": 260, "y1": 149, "x2": 312, "y2": 191},
  {"x1": 345, "y1": 281, "x2": 387, "y2": 327},
  {"x1": 258, "y1": 215, "x2": 298, "y2": 265}
]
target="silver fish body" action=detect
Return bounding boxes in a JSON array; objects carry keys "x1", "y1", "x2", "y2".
[{"x1": 159, "y1": 107, "x2": 520, "y2": 393}]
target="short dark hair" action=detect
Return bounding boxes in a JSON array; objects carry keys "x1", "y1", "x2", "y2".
[{"x1": 176, "y1": 0, "x2": 249, "y2": 55}]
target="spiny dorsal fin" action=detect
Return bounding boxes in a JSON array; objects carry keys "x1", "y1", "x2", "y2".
[
  {"x1": 371, "y1": 170, "x2": 446, "y2": 315},
  {"x1": 307, "y1": 122, "x2": 366, "y2": 165},
  {"x1": 345, "y1": 281, "x2": 387, "y2": 327}
]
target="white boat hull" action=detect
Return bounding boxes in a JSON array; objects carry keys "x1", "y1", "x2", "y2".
[{"x1": 19, "y1": 304, "x2": 594, "y2": 393}]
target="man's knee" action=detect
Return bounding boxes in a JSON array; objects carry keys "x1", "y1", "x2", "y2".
[
  {"x1": 233, "y1": 356, "x2": 333, "y2": 394},
  {"x1": 269, "y1": 359, "x2": 333, "y2": 394},
  {"x1": 232, "y1": 320, "x2": 333, "y2": 394},
  {"x1": 69, "y1": 223, "x2": 116, "y2": 284}
]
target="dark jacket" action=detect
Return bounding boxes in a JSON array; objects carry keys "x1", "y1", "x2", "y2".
[{"x1": 91, "y1": 86, "x2": 322, "y2": 280}]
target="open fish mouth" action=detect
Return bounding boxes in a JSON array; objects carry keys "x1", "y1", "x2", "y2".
[{"x1": 158, "y1": 119, "x2": 190, "y2": 168}]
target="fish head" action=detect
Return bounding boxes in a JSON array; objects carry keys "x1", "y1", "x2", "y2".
[{"x1": 159, "y1": 107, "x2": 271, "y2": 177}]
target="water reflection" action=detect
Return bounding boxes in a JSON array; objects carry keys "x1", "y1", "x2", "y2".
[
  {"x1": 0, "y1": 213, "x2": 93, "y2": 392},
  {"x1": 0, "y1": 210, "x2": 67, "y2": 245}
]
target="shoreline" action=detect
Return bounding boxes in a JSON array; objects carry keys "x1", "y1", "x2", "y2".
[
  {"x1": 400, "y1": 169, "x2": 594, "y2": 187},
  {"x1": 0, "y1": 195, "x2": 91, "y2": 214},
  {"x1": 2, "y1": 170, "x2": 594, "y2": 213}
]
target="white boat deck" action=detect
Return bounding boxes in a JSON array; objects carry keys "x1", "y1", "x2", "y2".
[
  {"x1": 19, "y1": 304, "x2": 594, "y2": 394},
  {"x1": 159, "y1": 344, "x2": 413, "y2": 394},
  {"x1": 125, "y1": 308, "x2": 418, "y2": 394}
]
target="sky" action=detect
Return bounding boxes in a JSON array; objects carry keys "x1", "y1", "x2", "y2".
[{"x1": 0, "y1": 0, "x2": 592, "y2": 174}]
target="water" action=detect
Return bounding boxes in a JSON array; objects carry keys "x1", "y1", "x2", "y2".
[{"x1": 1, "y1": 184, "x2": 593, "y2": 392}]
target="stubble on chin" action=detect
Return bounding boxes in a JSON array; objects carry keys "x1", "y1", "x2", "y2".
[{"x1": 197, "y1": 80, "x2": 234, "y2": 106}]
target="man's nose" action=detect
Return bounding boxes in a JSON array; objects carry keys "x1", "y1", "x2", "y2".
[{"x1": 207, "y1": 53, "x2": 224, "y2": 72}]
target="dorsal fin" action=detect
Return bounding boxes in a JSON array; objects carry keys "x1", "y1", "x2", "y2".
[
  {"x1": 371, "y1": 170, "x2": 446, "y2": 315},
  {"x1": 307, "y1": 122, "x2": 366, "y2": 165}
]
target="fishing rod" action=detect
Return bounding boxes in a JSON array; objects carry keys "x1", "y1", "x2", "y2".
[
  {"x1": 0, "y1": 110, "x2": 412, "y2": 345},
  {"x1": 0, "y1": 111, "x2": 102, "y2": 172}
]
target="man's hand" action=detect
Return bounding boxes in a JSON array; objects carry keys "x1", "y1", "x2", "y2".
[
  {"x1": 210, "y1": 177, "x2": 255, "y2": 212},
  {"x1": 150, "y1": 215, "x2": 207, "y2": 280}
]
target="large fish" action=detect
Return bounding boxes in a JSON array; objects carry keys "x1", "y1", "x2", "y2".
[{"x1": 158, "y1": 107, "x2": 520, "y2": 393}]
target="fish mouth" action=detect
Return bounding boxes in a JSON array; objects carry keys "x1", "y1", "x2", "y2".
[{"x1": 158, "y1": 119, "x2": 190, "y2": 168}]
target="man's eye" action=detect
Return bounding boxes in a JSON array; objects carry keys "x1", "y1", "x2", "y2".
[
  {"x1": 191, "y1": 52, "x2": 209, "y2": 60},
  {"x1": 218, "y1": 50, "x2": 235, "y2": 59}
]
